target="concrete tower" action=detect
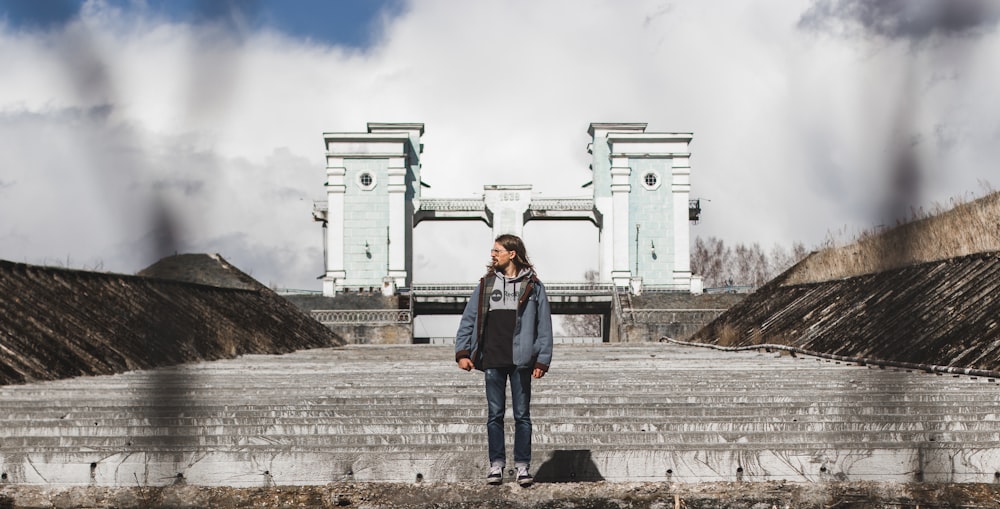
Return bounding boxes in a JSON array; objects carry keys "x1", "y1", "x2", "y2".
[
  {"x1": 588, "y1": 123, "x2": 694, "y2": 292},
  {"x1": 318, "y1": 123, "x2": 423, "y2": 296}
]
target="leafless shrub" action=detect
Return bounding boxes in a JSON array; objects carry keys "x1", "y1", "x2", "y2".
[{"x1": 692, "y1": 237, "x2": 807, "y2": 289}]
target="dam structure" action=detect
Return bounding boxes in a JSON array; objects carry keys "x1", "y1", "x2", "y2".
[
  {"x1": 309, "y1": 122, "x2": 709, "y2": 343},
  {"x1": 2, "y1": 244, "x2": 1000, "y2": 493}
]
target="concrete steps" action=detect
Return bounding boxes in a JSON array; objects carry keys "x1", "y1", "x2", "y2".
[{"x1": 2, "y1": 343, "x2": 1000, "y2": 486}]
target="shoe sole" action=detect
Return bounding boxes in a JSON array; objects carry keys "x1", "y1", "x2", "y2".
[{"x1": 487, "y1": 477, "x2": 502, "y2": 486}]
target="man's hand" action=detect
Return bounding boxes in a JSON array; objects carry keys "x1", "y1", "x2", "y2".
[
  {"x1": 457, "y1": 358, "x2": 474, "y2": 371},
  {"x1": 532, "y1": 368, "x2": 545, "y2": 379}
]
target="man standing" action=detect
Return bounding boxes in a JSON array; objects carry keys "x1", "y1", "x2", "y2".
[{"x1": 455, "y1": 234, "x2": 553, "y2": 487}]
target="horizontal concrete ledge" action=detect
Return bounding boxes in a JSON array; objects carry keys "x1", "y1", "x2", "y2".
[
  {"x1": 5, "y1": 387, "x2": 994, "y2": 400},
  {"x1": 2, "y1": 447, "x2": 1000, "y2": 486},
  {"x1": 3, "y1": 481, "x2": 1000, "y2": 509},
  {"x1": 4, "y1": 403, "x2": 997, "y2": 417},
  {"x1": 0, "y1": 422, "x2": 1000, "y2": 438},
  {"x1": 3, "y1": 432, "x2": 1000, "y2": 453},
  {"x1": 2, "y1": 443, "x2": 997, "y2": 459},
  {"x1": 3, "y1": 377, "x2": 995, "y2": 391},
  {"x1": 6, "y1": 417, "x2": 997, "y2": 432}
]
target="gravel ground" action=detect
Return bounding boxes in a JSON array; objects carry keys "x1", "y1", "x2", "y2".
[{"x1": 3, "y1": 481, "x2": 1000, "y2": 509}]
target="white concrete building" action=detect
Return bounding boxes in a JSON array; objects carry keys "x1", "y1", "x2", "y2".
[{"x1": 313, "y1": 122, "x2": 700, "y2": 296}]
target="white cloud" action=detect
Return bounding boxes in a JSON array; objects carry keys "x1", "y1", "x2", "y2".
[{"x1": 1, "y1": 0, "x2": 998, "y2": 292}]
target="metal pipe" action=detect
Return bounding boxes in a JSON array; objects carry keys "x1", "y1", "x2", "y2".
[{"x1": 659, "y1": 337, "x2": 1000, "y2": 379}]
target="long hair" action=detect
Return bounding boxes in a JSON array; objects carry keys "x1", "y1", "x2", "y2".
[{"x1": 487, "y1": 233, "x2": 535, "y2": 275}]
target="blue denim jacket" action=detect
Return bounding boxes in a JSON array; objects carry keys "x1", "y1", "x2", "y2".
[{"x1": 454, "y1": 271, "x2": 553, "y2": 372}]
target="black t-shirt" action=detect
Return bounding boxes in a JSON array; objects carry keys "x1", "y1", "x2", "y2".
[{"x1": 482, "y1": 309, "x2": 516, "y2": 368}]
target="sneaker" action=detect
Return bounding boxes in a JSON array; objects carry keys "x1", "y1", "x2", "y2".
[
  {"x1": 516, "y1": 466, "x2": 533, "y2": 487},
  {"x1": 486, "y1": 465, "x2": 503, "y2": 485}
]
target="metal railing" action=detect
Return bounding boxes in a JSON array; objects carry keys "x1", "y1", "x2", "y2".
[
  {"x1": 428, "y1": 336, "x2": 601, "y2": 345},
  {"x1": 411, "y1": 284, "x2": 476, "y2": 296},
  {"x1": 545, "y1": 283, "x2": 615, "y2": 295},
  {"x1": 703, "y1": 285, "x2": 756, "y2": 294},
  {"x1": 641, "y1": 284, "x2": 694, "y2": 293},
  {"x1": 528, "y1": 198, "x2": 595, "y2": 211},
  {"x1": 417, "y1": 199, "x2": 485, "y2": 211},
  {"x1": 311, "y1": 309, "x2": 412, "y2": 324},
  {"x1": 411, "y1": 282, "x2": 615, "y2": 296},
  {"x1": 629, "y1": 309, "x2": 727, "y2": 323},
  {"x1": 275, "y1": 288, "x2": 323, "y2": 296}
]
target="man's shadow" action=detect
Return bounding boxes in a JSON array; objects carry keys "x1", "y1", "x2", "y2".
[{"x1": 533, "y1": 449, "x2": 605, "y2": 483}]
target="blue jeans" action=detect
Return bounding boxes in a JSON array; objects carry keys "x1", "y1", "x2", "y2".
[{"x1": 485, "y1": 367, "x2": 532, "y2": 468}]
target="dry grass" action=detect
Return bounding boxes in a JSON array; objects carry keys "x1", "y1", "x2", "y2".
[
  {"x1": 716, "y1": 324, "x2": 741, "y2": 347},
  {"x1": 785, "y1": 191, "x2": 1000, "y2": 286},
  {"x1": 763, "y1": 333, "x2": 793, "y2": 347},
  {"x1": 714, "y1": 326, "x2": 785, "y2": 348}
]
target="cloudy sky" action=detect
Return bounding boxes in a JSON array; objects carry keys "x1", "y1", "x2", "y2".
[{"x1": 2, "y1": 0, "x2": 999, "y2": 295}]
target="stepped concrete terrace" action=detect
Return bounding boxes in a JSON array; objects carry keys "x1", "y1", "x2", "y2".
[{"x1": 2, "y1": 343, "x2": 999, "y2": 488}]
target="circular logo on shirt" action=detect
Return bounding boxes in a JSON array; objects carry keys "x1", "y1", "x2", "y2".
[{"x1": 491, "y1": 289, "x2": 503, "y2": 302}]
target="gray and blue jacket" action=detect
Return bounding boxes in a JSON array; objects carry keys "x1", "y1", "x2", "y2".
[{"x1": 454, "y1": 268, "x2": 553, "y2": 372}]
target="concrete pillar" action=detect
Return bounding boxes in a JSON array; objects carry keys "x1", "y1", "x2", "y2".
[
  {"x1": 368, "y1": 123, "x2": 424, "y2": 291},
  {"x1": 672, "y1": 155, "x2": 693, "y2": 288},
  {"x1": 610, "y1": 155, "x2": 632, "y2": 288},
  {"x1": 387, "y1": 156, "x2": 407, "y2": 289},
  {"x1": 324, "y1": 158, "x2": 347, "y2": 295},
  {"x1": 589, "y1": 123, "x2": 647, "y2": 288},
  {"x1": 483, "y1": 185, "x2": 531, "y2": 238}
]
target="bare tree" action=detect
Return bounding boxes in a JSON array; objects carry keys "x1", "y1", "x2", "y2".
[
  {"x1": 693, "y1": 236, "x2": 808, "y2": 289},
  {"x1": 691, "y1": 236, "x2": 732, "y2": 288},
  {"x1": 770, "y1": 241, "x2": 808, "y2": 276}
]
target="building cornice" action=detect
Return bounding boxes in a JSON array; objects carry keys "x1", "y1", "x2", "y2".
[
  {"x1": 607, "y1": 132, "x2": 693, "y2": 143},
  {"x1": 367, "y1": 122, "x2": 425, "y2": 135},
  {"x1": 323, "y1": 132, "x2": 413, "y2": 142}
]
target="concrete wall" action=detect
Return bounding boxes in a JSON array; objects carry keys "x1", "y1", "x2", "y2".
[
  {"x1": 342, "y1": 158, "x2": 391, "y2": 287},
  {"x1": 629, "y1": 158, "x2": 673, "y2": 285},
  {"x1": 284, "y1": 293, "x2": 413, "y2": 345},
  {"x1": 625, "y1": 319, "x2": 710, "y2": 342},
  {"x1": 326, "y1": 323, "x2": 413, "y2": 345}
]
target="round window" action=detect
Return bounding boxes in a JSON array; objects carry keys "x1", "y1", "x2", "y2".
[
  {"x1": 356, "y1": 172, "x2": 376, "y2": 190},
  {"x1": 641, "y1": 171, "x2": 661, "y2": 190}
]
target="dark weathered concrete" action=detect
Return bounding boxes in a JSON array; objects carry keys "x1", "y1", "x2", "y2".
[
  {"x1": 3, "y1": 481, "x2": 1000, "y2": 508},
  {"x1": 630, "y1": 293, "x2": 746, "y2": 310},
  {"x1": 284, "y1": 292, "x2": 406, "y2": 312},
  {"x1": 691, "y1": 251, "x2": 1000, "y2": 373},
  {"x1": 0, "y1": 255, "x2": 343, "y2": 386}
]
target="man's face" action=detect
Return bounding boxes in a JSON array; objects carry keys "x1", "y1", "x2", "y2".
[{"x1": 491, "y1": 242, "x2": 514, "y2": 269}]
